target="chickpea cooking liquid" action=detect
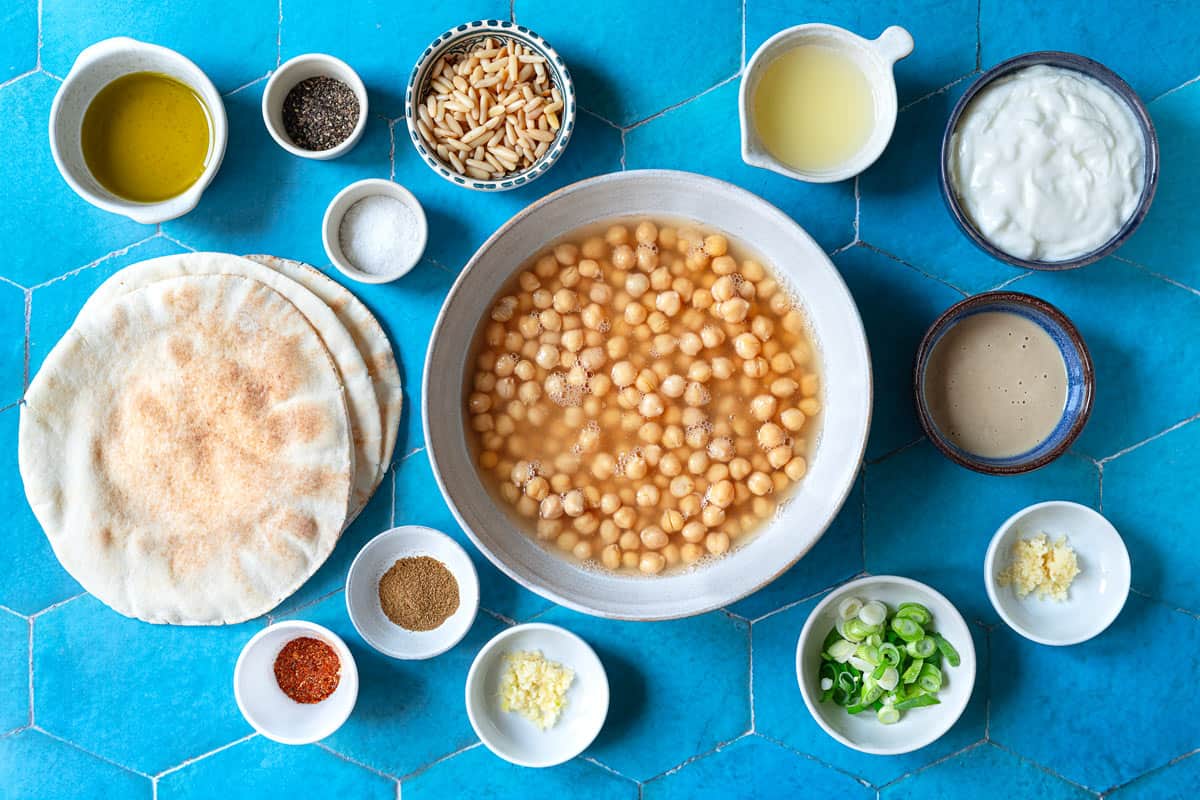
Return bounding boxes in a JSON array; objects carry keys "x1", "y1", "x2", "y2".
[{"x1": 465, "y1": 219, "x2": 822, "y2": 575}]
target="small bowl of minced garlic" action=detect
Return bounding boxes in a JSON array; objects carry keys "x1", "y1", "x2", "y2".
[
  {"x1": 465, "y1": 623, "x2": 608, "y2": 767},
  {"x1": 985, "y1": 501, "x2": 1130, "y2": 646},
  {"x1": 404, "y1": 20, "x2": 576, "y2": 191}
]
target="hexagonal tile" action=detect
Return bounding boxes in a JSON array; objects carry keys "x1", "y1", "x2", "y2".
[
  {"x1": 42, "y1": 0, "x2": 277, "y2": 92},
  {"x1": 1109, "y1": 752, "x2": 1200, "y2": 800},
  {"x1": 516, "y1": 0, "x2": 740, "y2": 127},
  {"x1": 0, "y1": 729, "x2": 150, "y2": 797},
  {"x1": 0, "y1": 608, "x2": 27, "y2": 734},
  {"x1": 404, "y1": 746, "x2": 637, "y2": 798},
  {"x1": 280, "y1": 1, "x2": 508, "y2": 119},
  {"x1": 881, "y1": 743, "x2": 1092, "y2": 800},
  {"x1": 28, "y1": 236, "x2": 189, "y2": 379},
  {"x1": 285, "y1": 589, "x2": 506, "y2": 777},
  {"x1": 623, "y1": 80, "x2": 855, "y2": 253},
  {"x1": 865, "y1": 441, "x2": 1098, "y2": 623},
  {"x1": 162, "y1": 80, "x2": 390, "y2": 266},
  {"x1": 0, "y1": 2, "x2": 36, "y2": 80},
  {"x1": 1120, "y1": 81, "x2": 1200, "y2": 285},
  {"x1": 727, "y1": 472, "x2": 864, "y2": 620},
  {"x1": 392, "y1": 448, "x2": 553, "y2": 622},
  {"x1": 0, "y1": 73, "x2": 153, "y2": 287},
  {"x1": 858, "y1": 83, "x2": 1020, "y2": 294},
  {"x1": 0, "y1": 279, "x2": 24, "y2": 406},
  {"x1": 746, "y1": 0, "x2": 978, "y2": 105},
  {"x1": 33, "y1": 595, "x2": 256, "y2": 775},
  {"x1": 534, "y1": 605, "x2": 748, "y2": 781},
  {"x1": 645, "y1": 735, "x2": 871, "y2": 799},
  {"x1": 752, "y1": 592, "x2": 987, "y2": 786},
  {"x1": 835, "y1": 245, "x2": 964, "y2": 460},
  {"x1": 1103, "y1": 420, "x2": 1200, "y2": 614},
  {"x1": 158, "y1": 737, "x2": 396, "y2": 799},
  {"x1": 980, "y1": 0, "x2": 1200, "y2": 100},
  {"x1": 1014, "y1": 260, "x2": 1200, "y2": 460},
  {"x1": 990, "y1": 593, "x2": 1200, "y2": 790},
  {"x1": 0, "y1": 406, "x2": 81, "y2": 616},
  {"x1": 394, "y1": 108, "x2": 623, "y2": 273}
]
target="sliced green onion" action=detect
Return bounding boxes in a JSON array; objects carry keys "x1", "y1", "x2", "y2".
[
  {"x1": 855, "y1": 644, "x2": 881, "y2": 666},
  {"x1": 820, "y1": 677, "x2": 834, "y2": 691},
  {"x1": 848, "y1": 656, "x2": 873, "y2": 673},
  {"x1": 866, "y1": 633, "x2": 884, "y2": 648},
  {"x1": 860, "y1": 684, "x2": 884, "y2": 707},
  {"x1": 836, "y1": 671, "x2": 857, "y2": 693},
  {"x1": 845, "y1": 701, "x2": 868, "y2": 715},
  {"x1": 935, "y1": 634, "x2": 962, "y2": 667},
  {"x1": 896, "y1": 602, "x2": 932, "y2": 626},
  {"x1": 906, "y1": 637, "x2": 937, "y2": 659},
  {"x1": 890, "y1": 616, "x2": 924, "y2": 643},
  {"x1": 895, "y1": 694, "x2": 941, "y2": 711},
  {"x1": 871, "y1": 662, "x2": 887, "y2": 680},
  {"x1": 821, "y1": 626, "x2": 843, "y2": 654},
  {"x1": 879, "y1": 642, "x2": 901, "y2": 667},
  {"x1": 843, "y1": 618, "x2": 875, "y2": 641},
  {"x1": 837, "y1": 596, "x2": 863, "y2": 620},
  {"x1": 876, "y1": 704, "x2": 900, "y2": 724},
  {"x1": 902, "y1": 658, "x2": 924, "y2": 684},
  {"x1": 878, "y1": 667, "x2": 900, "y2": 692},
  {"x1": 918, "y1": 664, "x2": 943, "y2": 693},
  {"x1": 858, "y1": 600, "x2": 888, "y2": 627},
  {"x1": 827, "y1": 639, "x2": 856, "y2": 663}
]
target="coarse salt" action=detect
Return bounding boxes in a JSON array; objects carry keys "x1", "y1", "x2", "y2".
[{"x1": 338, "y1": 195, "x2": 422, "y2": 276}]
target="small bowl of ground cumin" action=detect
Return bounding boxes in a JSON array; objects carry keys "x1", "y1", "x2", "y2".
[
  {"x1": 262, "y1": 53, "x2": 369, "y2": 160},
  {"x1": 346, "y1": 525, "x2": 480, "y2": 660},
  {"x1": 233, "y1": 620, "x2": 359, "y2": 745}
]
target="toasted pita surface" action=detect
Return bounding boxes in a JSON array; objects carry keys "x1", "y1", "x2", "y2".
[
  {"x1": 20, "y1": 275, "x2": 352, "y2": 624},
  {"x1": 79, "y1": 251, "x2": 382, "y2": 518},
  {"x1": 246, "y1": 254, "x2": 402, "y2": 478}
]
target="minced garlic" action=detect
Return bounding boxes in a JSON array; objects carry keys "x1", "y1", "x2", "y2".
[
  {"x1": 499, "y1": 650, "x2": 574, "y2": 730},
  {"x1": 997, "y1": 532, "x2": 1080, "y2": 601}
]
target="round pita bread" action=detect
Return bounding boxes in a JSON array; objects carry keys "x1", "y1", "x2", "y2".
[
  {"x1": 78, "y1": 252, "x2": 382, "y2": 518},
  {"x1": 21, "y1": 275, "x2": 353, "y2": 624},
  {"x1": 245, "y1": 255, "x2": 402, "y2": 476}
]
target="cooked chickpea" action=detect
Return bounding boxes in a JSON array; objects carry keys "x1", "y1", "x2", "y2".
[
  {"x1": 733, "y1": 333, "x2": 762, "y2": 360},
  {"x1": 705, "y1": 531, "x2": 731, "y2": 555},
  {"x1": 601, "y1": 544, "x2": 622, "y2": 569},
  {"x1": 718, "y1": 297, "x2": 749, "y2": 323},
  {"x1": 770, "y1": 377, "x2": 798, "y2": 398},
  {"x1": 639, "y1": 551, "x2": 666, "y2": 574},
  {"x1": 711, "y1": 357, "x2": 734, "y2": 379},
  {"x1": 747, "y1": 472, "x2": 773, "y2": 496},
  {"x1": 800, "y1": 397, "x2": 821, "y2": 417}
]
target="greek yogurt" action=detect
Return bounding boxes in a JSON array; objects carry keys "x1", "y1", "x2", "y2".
[{"x1": 949, "y1": 64, "x2": 1145, "y2": 262}]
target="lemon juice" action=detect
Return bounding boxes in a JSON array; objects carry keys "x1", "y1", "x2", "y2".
[{"x1": 752, "y1": 45, "x2": 875, "y2": 173}]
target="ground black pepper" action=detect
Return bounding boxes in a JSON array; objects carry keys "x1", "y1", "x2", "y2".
[{"x1": 282, "y1": 76, "x2": 359, "y2": 151}]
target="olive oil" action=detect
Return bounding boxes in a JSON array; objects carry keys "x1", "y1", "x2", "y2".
[
  {"x1": 752, "y1": 45, "x2": 875, "y2": 173},
  {"x1": 81, "y1": 71, "x2": 212, "y2": 203}
]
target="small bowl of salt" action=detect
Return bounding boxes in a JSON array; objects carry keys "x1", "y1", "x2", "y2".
[{"x1": 322, "y1": 178, "x2": 428, "y2": 283}]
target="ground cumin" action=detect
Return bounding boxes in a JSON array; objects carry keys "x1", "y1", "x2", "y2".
[{"x1": 378, "y1": 556, "x2": 459, "y2": 631}]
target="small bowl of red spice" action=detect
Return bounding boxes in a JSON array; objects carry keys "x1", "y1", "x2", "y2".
[
  {"x1": 233, "y1": 620, "x2": 359, "y2": 745},
  {"x1": 346, "y1": 525, "x2": 480, "y2": 660}
]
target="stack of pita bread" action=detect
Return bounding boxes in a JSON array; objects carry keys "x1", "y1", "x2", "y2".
[{"x1": 18, "y1": 253, "x2": 401, "y2": 625}]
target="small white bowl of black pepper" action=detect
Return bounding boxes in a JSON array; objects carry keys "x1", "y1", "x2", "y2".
[{"x1": 263, "y1": 53, "x2": 368, "y2": 160}]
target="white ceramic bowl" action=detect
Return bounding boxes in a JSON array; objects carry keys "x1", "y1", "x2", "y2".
[
  {"x1": 262, "y1": 53, "x2": 369, "y2": 160},
  {"x1": 404, "y1": 19, "x2": 576, "y2": 191},
  {"x1": 740, "y1": 24, "x2": 914, "y2": 183},
  {"x1": 465, "y1": 623, "x2": 609, "y2": 767},
  {"x1": 796, "y1": 575, "x2": 976, "y2": 755},
  {"x1": 985, "y1": 501, "x2": 1131, "y2": 646},
  {"x1": 322, "y1": 178, "x2": 428, "y2": 283},
  {"x1": 233, "y1": 620, "x2": 358, "y2": 745},
  {"x1": 345, "y1": 526, "x2": 480, "y2": 659},
  {"x1": 424, "y1": 170, "x2": 872, "y2": 619},
  {"x1": 49, "y1": 36, "x2": 228, "y2": 224}
]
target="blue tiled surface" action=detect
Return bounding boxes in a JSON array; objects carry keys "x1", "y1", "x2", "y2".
[{"x1": 3, "y1": 1, "x2": 1200, "y2": 796}]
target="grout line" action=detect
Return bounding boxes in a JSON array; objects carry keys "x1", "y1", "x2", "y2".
[
  {"x1": 828, "y1": 240, "x2": 857, "y2": 258},
  {"x1": 509, "y1": 0, "x2": 515, "y2": 23},
  {"x1": 159, "y1": 231, "x2": 197, "y2": 252},
  {"x1": 746, "y1": 620, "x2": 755, "y2": 732},
  {"x1": 0, "y1": 68, "x2": 38, "y2": 92},
  {"x1": 397, "y1": 741, "x2": 482, "y2": 782},
  {"x1": 36, "y1": 0, "x2": 43, "y2": 70},
  {"x1": 1149, "y1": 71, "x2": 1200, "y2": 103},
  {"x1": 640, "y1": 731, "x2": 751, "y2": 784},
  {"x1": 739, "y1": 0, "x2": 746, "y2": 68},
  {"x1": 389, "y1": 468, "x2": 396, "y2": 528},
  {"x1": 975, "y1": 0, "x2": 982, "y2": 70},
  {"x1": 41, "y1": 69, "x2": 62, "y2": 82},
  {"x1": 987, "y1": 270, "x2": 1033, "y2": 291},
  {"x1": 623, "y1": 71, "x2": 741, "y2": 133},
  {"x1": 32, "y1": 725, "x2": 155, "y2": 779},
  {"x1": 619, "y1": 128, "x2": 627, "y2": 170},
  {"x1": 580, "y1": 755, "x2": 638, "y2": 784},
  {"x1": 224, "y1": 73, "x2": 269, "y2": 98},
  {"x1": 1096, "y1": 460, "x2": 1104, "y2": 512},
  {"x1": 22, "y1": 288, "x2": 31, "y2": 392},
  {"x1": 1101, "y1": 748, "x2": 1200, "y2": 798},
  {"x1": 749, "y1": 580, "x2": 853, "y2": 625},
  {"x1": 898, "y1": 71, "x2": 977, "y2": 114},
  {"x1": 276, "y1": 0, "x2": 283, "y2": 67},
  {"x1": 1116, "y1": 255, "x2": 1200, "y2": 301},
  {"x1": 1098, "y1": 410, "x2": 1200, "y2": 465},
  {"x1": 982, "y1": 627, "x2": 991, "y2": 739},
  {"x1": 865, "y1": 435, "x2": 925, "y2": 466},
  {"x1": 275, "y1": 585, "x2": 345, "y2": 620},
  {"x1": 398, "y1": 446, "x2": 426, "y2": 463},
  {"x1": 315, "y1": 742, "x2": 402, "y2": 782},
  {"x1": 30, "y1": 591, "x2": 87, "y2": 619},
  {"x1": 1128, "y1": 587, "x2": 1200, "y2": 621},
  {"x1": 852, "y1": 174, "x2": 861, "y2": 242},
  {"x1": 29, "y1": 234, "x2": 163, "y2": 290},
  {"x1": 155, "y1": 732, "x2": 258, "y2": 779},
  {"x1": 857, "y1": 242, "x2": 971, "y2": 298},
  {"x1": 479, "y1": 606, "x2": 517, "y2": 626},
  {"x1": 753, "y1": 732, "x2": 875, "y2": 789},
  {"x1": 876, "y1": 739, "x2": 987, "y2": 790},
  {"x1": 986, "y1": 740, "x2": 1101, "y2": 797},
  {"x1": 388, "y1": 118, "x2": 397, "y2": 181},
  {"x1": 26, "y1": 617, "x2": 33, "y2": 728}
]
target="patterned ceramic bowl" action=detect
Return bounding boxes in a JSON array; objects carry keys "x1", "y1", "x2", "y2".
[
  {"x1": 405, "y1": 20, "x2": 576, "y2": 192},
  {"x1": 914, "y1": 291, "x2": 1094, "y2": 475}
]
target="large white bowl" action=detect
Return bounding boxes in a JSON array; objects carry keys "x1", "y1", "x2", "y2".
[{"x1": 424, "y1": 170, "x2": 872, "y2": 619}]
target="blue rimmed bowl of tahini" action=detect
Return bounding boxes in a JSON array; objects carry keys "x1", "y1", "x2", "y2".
[
  {"x1": 405, "y1": 20, "x2": 576, "y2": 192},
  {"x1": 939, "y1": 51, "x2": 1159, "y2": 271},
  {"x1": 913, "y1": 291, "x2": 1094, "y2": 475}
]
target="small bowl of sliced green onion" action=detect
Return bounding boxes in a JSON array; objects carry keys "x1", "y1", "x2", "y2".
[{"x1": 795, "y1": 575, "x2": 976, "y2": 755}]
